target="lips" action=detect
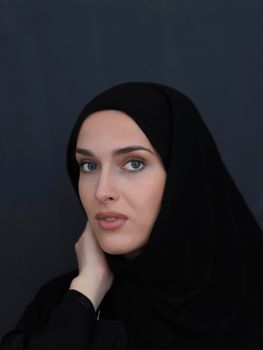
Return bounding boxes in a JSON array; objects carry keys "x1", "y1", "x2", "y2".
[{"x1": 95, "y1": 211, "x2": 128, "y2": 230}]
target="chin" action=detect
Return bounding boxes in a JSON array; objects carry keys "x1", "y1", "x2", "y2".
[
  {"x1": 100, "y1": 244, "x2": 134, "y2": 255},
  {"x1": 98, "y1": 239, "x2": 143, "y2": 257},
  {"x1": 93, "y1": 227, "x2": 147, "y2": 257}
]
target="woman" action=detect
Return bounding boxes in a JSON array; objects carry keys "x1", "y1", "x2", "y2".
[{"x1": 1, "y1": 82, "x2": 262, "y2": 349}]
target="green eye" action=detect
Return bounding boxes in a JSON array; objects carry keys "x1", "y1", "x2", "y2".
[{"x1": 81, "y1": 161, "x2": 97, "y2": 172}]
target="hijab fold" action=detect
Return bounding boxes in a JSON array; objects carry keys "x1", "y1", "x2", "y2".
[{"x1": 66, "y1": 82, "x2": 262, "y2": 349}]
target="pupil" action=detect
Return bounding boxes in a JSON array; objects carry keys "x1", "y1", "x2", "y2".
[
  {"x1": 131, "y1": 161, "x2": 141, "y2": 169},
  {"x1": 88, "y1": 163, "x2": 96, "y2": 170}
]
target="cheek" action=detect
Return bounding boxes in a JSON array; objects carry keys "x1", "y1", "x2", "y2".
[
  {"x1": 142, "y1": 174, "x2": 166, "y2": 206},
  {"x1": 78, "y1": 179, "x2": 94, "y2": 214},
  {"x1": 134, "y1": 176, "x2": 166, "y2": 230}
]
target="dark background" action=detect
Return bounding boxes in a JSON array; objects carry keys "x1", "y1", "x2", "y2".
[{"x1": 1, "y1": 0, "x2": 262, "y2": 338}]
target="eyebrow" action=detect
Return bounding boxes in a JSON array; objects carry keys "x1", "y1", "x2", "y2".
[{"x1": 75, "y1": 145, "x2": 155, "y2": 157}]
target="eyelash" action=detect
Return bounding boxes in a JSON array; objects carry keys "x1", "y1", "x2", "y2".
[
  {"x1": 78, "y1": 157, "x2": 146, "y2": 173},
  {"x1": 121, "y1": 157, "x2": 146, "y2": 172}
]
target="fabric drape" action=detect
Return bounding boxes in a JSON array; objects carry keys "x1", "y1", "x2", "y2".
[{"x1": 65, "y1": 82, "x2": 263, "y2": 349}]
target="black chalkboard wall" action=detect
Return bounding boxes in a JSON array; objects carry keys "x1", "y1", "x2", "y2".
[{"x1": 0, "y1": 0, "x2": 262, "y2": 338}]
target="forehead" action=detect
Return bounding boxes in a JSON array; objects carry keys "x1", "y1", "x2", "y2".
[{"x1": 76, "y1": 109, "x2": 153, "y2": 148}]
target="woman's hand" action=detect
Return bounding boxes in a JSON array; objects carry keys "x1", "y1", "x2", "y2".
[{"x1": 69, "y1": 222, "x2": 114, "y2": 311}]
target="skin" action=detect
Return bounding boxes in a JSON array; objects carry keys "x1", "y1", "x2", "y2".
[{"x1": 70, "y1": 110, "x2": 166, "y2": 310}]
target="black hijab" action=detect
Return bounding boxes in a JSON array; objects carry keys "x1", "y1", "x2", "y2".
[{"x1": 66, "y1": 82, "x2": 263, "y2": 349}]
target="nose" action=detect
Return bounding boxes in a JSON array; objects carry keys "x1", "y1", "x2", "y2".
[{"x1": 95, "y1": 167, "x2": 120, "y2": 203}]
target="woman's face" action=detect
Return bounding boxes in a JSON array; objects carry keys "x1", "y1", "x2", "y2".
[{"x1": 75, "y1": 110, "x2": 167, "y2": 258}]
